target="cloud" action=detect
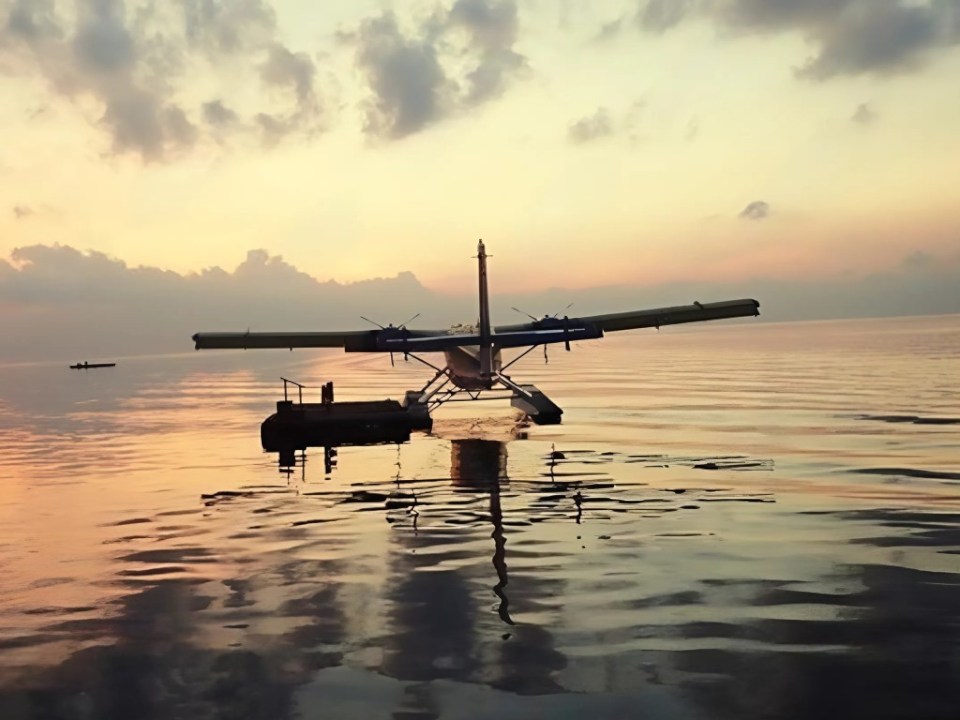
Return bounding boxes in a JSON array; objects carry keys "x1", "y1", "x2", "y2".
[
  {"x1": 793, "y1": 2, "x2": 948, "y2": 80},
  {"x1": 902, "y1": 249, "x2": 935, "y2": 269},
  {"x1": 634, "y1": 0, "x2": 960, "y2": 79},
  {"x1": 180, "y1": 0, "x2": 276, "y2": 56},
  {"x1": 0, "y1": 0, "x2": 325, "y2": 160},
  {"x1": 566, "y1": 100, "x2": 657, "y2": 145},
  {"x1": 851, "y1": 102, "x2": 877, "y2": 126},
  {"x1": 11, "y1": 203, "x2": 60, "y2": 220},
  {"x1": 202, "y1": 99, "x2": 239, "y2": 128},
  {"x1": 739, "y1": 200, "x2": 771, "y2": 220},
  {"x1": 568, "y1": 108, "x2": 615, "y2": 144},
  {"x1": 0, "y1": 244, "x2": 437, "y2": 361},
  {"x1": 1, "y1": 0, "x2": 61, "y2": 46},
  {"x1": 257, "y1": 42, "x2": 323, "y2": 143},
  {"x1": 594, "y1": 18, "x2": 624, "y2": 42},
  {"x1": 638, "y1": 0, "x2": 696, "y2": 34},
  {"x1": 448, "y1": 0, "x2": 527, "y2": 105},
  {"x1": 2, "y1": 243, "x2": 959, "y2": 363},
  {"x1": 355, "y1": 12, "x2": 454, "y2": 140},
  {"x1": 260, "y1": 42, "x2": 319, "y2": 110},
  {"x1": 352, "y1": 1, "x2": 527, "y2": 140}
]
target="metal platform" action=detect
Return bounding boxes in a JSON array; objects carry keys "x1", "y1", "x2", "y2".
[{"x1": 261, "y1": 379, "x2": 433, "y2": 454}]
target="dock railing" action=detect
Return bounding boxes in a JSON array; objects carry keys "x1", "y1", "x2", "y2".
[
  {"x1": 281, "y1": 377, "x2": 306, "y2": 404},
  {"x1": 280, "y1": 378, "x2": 334, "y2": 405}
]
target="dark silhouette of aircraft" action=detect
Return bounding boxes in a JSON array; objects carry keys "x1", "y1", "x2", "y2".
[{"x1": 193, "y1": 242, "x2": 759, "y2": 423}]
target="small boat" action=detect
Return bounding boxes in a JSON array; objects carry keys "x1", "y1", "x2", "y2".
[{"x1": 69, "y1": 362, "x2": 117, "y2": 370}]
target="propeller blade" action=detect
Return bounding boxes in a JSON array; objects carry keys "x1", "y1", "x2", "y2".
[
  {"x1": 512, "y1": 307, "x2": 539, "y2": 322},
  {"x1": 550, "y1": 303, "x2": 574, "y2": 319},
  {"x1": 361, "y1": 316, "x2": 386, "y2": 329},
  {"x1": 398, "y1": 313, "x2": 421, "y2": 329}
]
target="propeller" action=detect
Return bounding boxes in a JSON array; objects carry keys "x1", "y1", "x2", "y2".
[
  {"x1": 360, "y1": 313, "x2": 420, "y2": 330},
  {"x1": 360, "y1": 313, "x2": 421, "y2": 366},
  {"x1": 542, "y1": 317, "x2": 572, "y2": 363},
  {"x1": 511, "y1": 303, "x2": 575, "y2": 323},
  {"x1": 513, "y1": 303, "x2": 575, "y2": 362}
]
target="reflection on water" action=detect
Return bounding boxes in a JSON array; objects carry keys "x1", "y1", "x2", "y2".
[{"x1": 1, "y1": 316, "x2": 959, "y2": 719}]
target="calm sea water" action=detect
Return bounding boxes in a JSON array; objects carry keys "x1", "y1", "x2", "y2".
[{"x1": 1, "y1": 316, "x2": 958, "y2": 719}]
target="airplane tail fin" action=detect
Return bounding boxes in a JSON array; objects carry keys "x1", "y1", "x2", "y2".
[{"x1": 477, "y1": 240, "x2": 493, "y2": 376}]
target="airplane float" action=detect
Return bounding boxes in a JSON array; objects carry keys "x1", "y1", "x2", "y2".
[{"x1": 193, "y1": 241, "x2": 759, "y2": 426}]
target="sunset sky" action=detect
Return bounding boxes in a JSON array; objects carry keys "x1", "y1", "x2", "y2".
[{"x1": 1, "y1": 0, "x2": 959, "y2": 294}]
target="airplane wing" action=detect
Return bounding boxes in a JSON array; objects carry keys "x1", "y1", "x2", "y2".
[
  {"x1": 193, "y1": 330, "x2": 373, "y2": 350},
  {"x1": 575, "y1": 298, "x2": 760, "y2": 332},
  {"x1": 193, "y1": 329, "x2": 444, "y2": 352},
  {"x1": 495, "y1": 299, "x2": 760, "y2": 335},
  {"x1": 194, "y1": 299, "x2": 759, "y2": 353},
  {"x1": 194, "y1": 326, "x2": 605, "y2": 353}
]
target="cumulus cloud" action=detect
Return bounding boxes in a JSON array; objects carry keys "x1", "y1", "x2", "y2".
[
  {"x1": 635, "y1": 0, "x2": 960, "y2": 79},
  {"x1": 568, "y1": 108, "x2": 615, "y2": 144},
  {"x1": 902, "y1": 249, "x2": 935, "y2": 269},
  {"x1": 739, "y1": 200, "x2": 771, "y2": 220},
  {"x1": 355, "y1": 12, "x2": 453, "y2": 140},
  {"x1": 448, "y1": 0, "x2": 527, "y2": 105},
  {"x1": 851, "y1": 102, "x2": 877, "y2": 125},
  {"x1": 352, "y1": 0, "x2": 527, "y2": 140},
  {"x1": 594, "y1": 18, "x2": 624, "y2": 42},
  {"x1": 0, "y1": 244, "x2": 438, "y2": 361},
  {"x1": 566, "y1": 100, "x2": 652, "y2": 144},
  {"x1": 260, "y1": 43, "x2": 318, "y2": 109},
  {"x1": 0, "y1": 0, "x2": 326, "y2": 160},
  {"x1": 638, "y1": 0, "x2": 696, "y2": 33},
  {"x1": 180, "y1": 0, "x2": 276, "y2": 56},
  {"x1": 11, "y1": 203, "x2": 60, "y2": 220},
  {"x1": 202, "y1": 99, "x2": 239, "y2": 128},
  {"x1": 2, "y1": 243, "x2": 959, "y2": 362}
]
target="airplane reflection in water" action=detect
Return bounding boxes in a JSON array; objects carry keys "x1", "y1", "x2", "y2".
[
  {"x1": 377, "y1": 435, "x2": 568, "y2": 694},
  {"x1": 450, "y1": 439, "x2": 514, "y2": 626},
  {"x1": 268, "y1": 432, "x2": 577, "y2": 629}
]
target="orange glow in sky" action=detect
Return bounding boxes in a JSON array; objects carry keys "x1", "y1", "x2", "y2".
[{"x1": 0, "y1": 1, "x2": 958, "y2": 293}]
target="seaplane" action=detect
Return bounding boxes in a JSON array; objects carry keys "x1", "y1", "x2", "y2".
[{"x1": 192, "y1": 242, "x2": 759, "y2": 425}]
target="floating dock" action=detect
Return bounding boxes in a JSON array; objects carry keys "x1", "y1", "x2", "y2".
[{"x1": 261, "y1": 380, "x2": 432, "y2": 454}]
